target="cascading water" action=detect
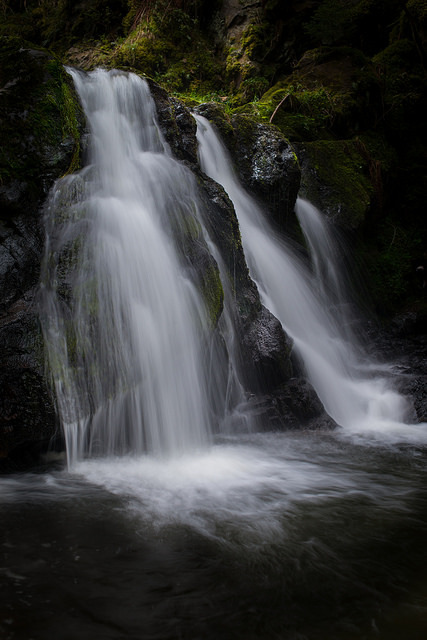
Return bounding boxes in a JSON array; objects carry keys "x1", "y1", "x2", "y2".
[
  {"x1": 39, "y1": 69, "x2": 223, "y2": 465},
  {"x1": 195, "y1": 115, "x2": 425, "y2": 442},
  {"x1": 6, "y1": 70, "x2": 427, "y2": 640}
]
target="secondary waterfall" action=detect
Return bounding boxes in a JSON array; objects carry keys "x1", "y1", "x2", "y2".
[
  {"x1": 195, "y1": 115, "x2": 421, "y2": 440},
  {"x1": 40, "y1": 69, "x2": 223, "y2": 465}
]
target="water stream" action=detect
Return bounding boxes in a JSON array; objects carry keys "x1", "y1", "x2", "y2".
[{"x1": 2, "y1": 69, "x2": 427, "y2": 640}]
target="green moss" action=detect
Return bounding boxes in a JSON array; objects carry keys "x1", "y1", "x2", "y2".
[
  {"x1": 250, "y1": 83, "x2": 337, "y2": 140},
  {"x1": 0, "y1": 38, "x2": 82, "y2": 189},
  {"x1": 32, "y1": 60, "x2": 82, "y2": 175},
  {"x1": 164, "y1": 195, "x2": 224, "y2": 328},
  {"x1": 100, "y1": 6, "x2": 223, "y2": 96},
  {"x1": 58, "y1": 79, "x2": 82, "y2": 175},
  {"x1": 300, "y1": 140, "x2": 373, "y2": 229},
  {"x1": 196, "y1": 103, "x2": 235, "y2": 144},
  {"x1": 229, "y1": 75, "x2": 270, "y2": 107},
  {"x1": 200, "y1": 261, "x2": 224, "y2": 328}
]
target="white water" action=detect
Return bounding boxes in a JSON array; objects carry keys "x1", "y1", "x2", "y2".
[
  {"x1": 40, "y1": 69, "x2": 222, "y2": 465},
  {"x1": 195, "y1": 115, "x2": 427, "y2": 443}
]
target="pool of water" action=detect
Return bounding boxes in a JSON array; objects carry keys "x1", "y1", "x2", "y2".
[{"x1": 1, "y1": 430, "x2": 427, "y2": 640}]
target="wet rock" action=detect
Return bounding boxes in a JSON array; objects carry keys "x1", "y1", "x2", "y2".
[
  {"x1": 198, "y1": 173, "x2": 293, "y2": 394},
  {"x1": 241, "y1": 306, "x2": 293, "y2": 393},
  {"x1": 148, "y1": 79, "x2": 198, "y2": 165},
  {"x1": 275, "y1": 377, "x2": 327, "y2": 424},
  {"x1": 246, "y1": 378, "x2": 335, "y2": 431},
  {"x1": 195, "y1": 103, "x2": 301, "y2": 232},
  {"x1": 230, "y1": 115, "x2": 301, "y2": 230}
]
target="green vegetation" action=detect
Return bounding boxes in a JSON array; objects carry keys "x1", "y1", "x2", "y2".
[
  {"x1": 299, "y1": 139, "x2": 373, "y2": 230},
  {"x1": 0, "y1": 36, "x2": 82, "y2": 191},
  {"x1": 107, "y1": 8, "x2": 223, "y2": 95}
]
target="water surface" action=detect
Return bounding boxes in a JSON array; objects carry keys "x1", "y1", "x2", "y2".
[{"x1": 2, "y1": 431, "x2": 427, "y2": 640}]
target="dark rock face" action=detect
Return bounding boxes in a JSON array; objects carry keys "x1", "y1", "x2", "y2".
[
  {"x1": 0, "y1": 37, "x2": 81, "y2": 467},
  {"x1": 275, "y1": 377, "x2": 331, "y2": 427},
  {"x1": 247, "y1": 377, "x2": 336, "y2": 432},
  {"x1": 375, "y1": 313, "x2": 427, "y2": 425},
  {"x1": 197, "y1": 174, "x2": 293, "y2": 394},
  {"x1": 0, "y1": 294, "x2": 59, "y2": 470},
  {"x1": 240, "y1": 306, "x2": 293, "y2": 394},
  {"x1": 147, "y1": 79, "x2": 199, "y2": 165},
  {"x1": 230, "y1": 115, "x2": 301, "y2": 231}
]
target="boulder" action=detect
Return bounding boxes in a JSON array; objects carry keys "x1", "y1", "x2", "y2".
[{"x1": 196, "y1": 171, "x2": 293, "y2": 395}]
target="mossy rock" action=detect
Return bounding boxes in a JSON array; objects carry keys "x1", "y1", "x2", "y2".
[
  {"x1": 193, "y1": 101, "x2": 235, "y2": 144},
  {"x1": 97, "y1": 7, "x2": 224, "y2": 97},
  {"x1": 198, "y1": 254, "x2": 224, "y2": 329},
  {"x1": 253, "y1": 46, "x2": 382, "y2": 141},
  {"x1": 0, "y1": 35, "x2": 84, "y2": 307},
  {"x1": 0, "y1": 36, "x2": 83, "y2": 214},
  {"x1": 197, "y1": 173, "x2": 293, "y2": 394},
  {"x1": 295, "y1": 139, "x2": 373, "y2": 231}
]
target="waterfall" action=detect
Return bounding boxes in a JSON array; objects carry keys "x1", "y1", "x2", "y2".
[
  {"x1": 39, "y1": 69, "x2": 222, "y2": 465},
  {"x1": 39, "y1": 66, "x2": 425, "y2": 466},
  {"x1": 195, "y1": 115, "x2": 419, "y2": 439}
]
